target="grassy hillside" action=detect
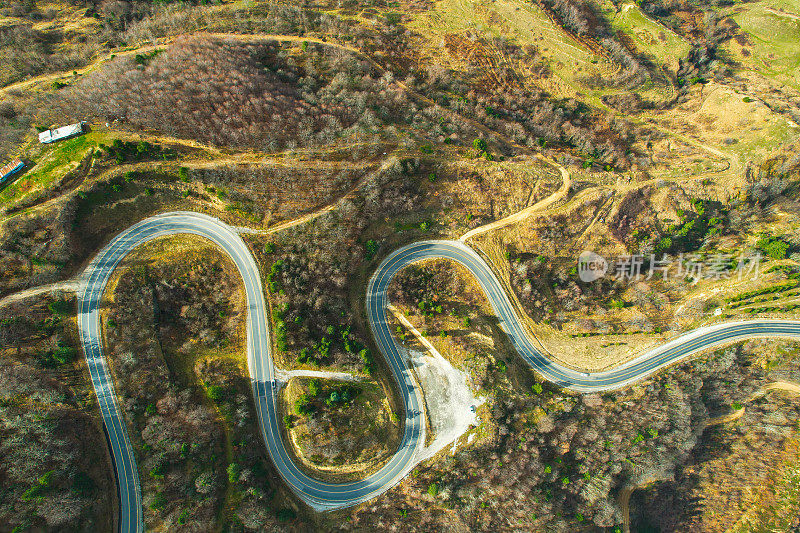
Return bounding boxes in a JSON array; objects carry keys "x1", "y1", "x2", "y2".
[{"x1": 0, "y1": 0, "x2": 799, "y2": 530}]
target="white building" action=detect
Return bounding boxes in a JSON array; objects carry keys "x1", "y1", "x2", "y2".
[{"x1": 39, "y1": 122, "x2": 85, "y2": 144}]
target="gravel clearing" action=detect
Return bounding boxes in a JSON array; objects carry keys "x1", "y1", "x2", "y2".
[
  {"x1": 405, "y1": 347, "x2": 484, "y2": 461},
  {"x1": 388, "y1": 305, "x2": 485, "y2": 461}
]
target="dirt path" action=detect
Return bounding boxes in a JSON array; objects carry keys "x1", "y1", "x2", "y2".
[
  {"x1": 455, "y1": 106, "x2": 732, "y2": 243},
  {"x1": 619, "y1": 485, "x2": 633, "y2": 532},
  {"x1": 459, "y1": 155, "x2": 571, "y2": 241},
  {"x1": 1, "y1": 146, "x2": 376, "y2": 225},
  {"x1": 706, "y1": 406, "x2": 746, "y2": 427},
  {"x1": 273, "y1": 368, "x2": 366, "y2": 385},
  {"x1": 388, "y1": 304, "x2": 445, "y2": 360},
  {"x1": 1, "y1": 164, "x2": 370, "y2": 304},
  {"x1": 618, "y1": 482, "x2": 643, "y2": 533},
  {"x1": 765, "y1": 6, "x2": 800, "y2": 20},
  {"x1": 234, "y1": 157, "x2": 390, "y2": 235},
  {"x1": 245, "y1": 200, "x2": 341, "y2": 235},
  {"x1": 0, "y1": 279, "x2": 84, "y2": 307},
  {"x1": 701, "y1": 381, "x2": 800, "y2": 453},
  {"x1": 764, "y1": 380, "x2": 800, "y2": 395},
  {"x1": 388, "y1": 305, "x2": 483, "y2": 461},
  {"x1": 0, "y1": 41, "x2": 166, "y2": 97},
  {"x1": 707, "y1": 380, "x2": 800, "y2": 429}
]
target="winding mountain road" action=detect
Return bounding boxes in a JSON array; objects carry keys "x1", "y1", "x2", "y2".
[{"x1": 77, "y1": 212, "x2": 800, "y2": 532}]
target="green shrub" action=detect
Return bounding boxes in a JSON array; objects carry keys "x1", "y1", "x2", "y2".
[
  {"x1": 365, "y1": 239, "x2": 379, "y2": 260},
  {"x1": 149, "y1": 464, "x2": 165, "y2": 479},
  {"x1": 47, "y1": 299, "x2": 71, "y2": 316},
  {"x1": 295, "y1": 395, "x2": 314, "y2": 416},
  {"x1": 40, "y1": 345, "x2": 77, "y2": 367},
  {"x1": 359, "y1": 348, "x2": 375, "y2": 374},
  {"x1": 21, "y1": 471, "x2": 55, "y2": 501},
  {"x1": 385, "y1": 12, "x2": 401, "y2": 25},
  {"x1": 206, "y1": 385, "x2": 225, "y2": 401},
  {"x1": 226, "y1": 462, "x2": 240, "y2": 483},
  {"x1": 756, "y1": 235, "x2": 791, "y2": 260},
  {"x1": 149, "y1": 492, "x2": 166, "y2": 511}
]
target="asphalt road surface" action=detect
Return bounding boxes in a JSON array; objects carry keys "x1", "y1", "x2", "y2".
[
  {"x1": 77, "y1": 212, "x2": 800, "y2": 532},
  {"x1": 78, "y1": 212, "x2": 424, "y2": 533}
]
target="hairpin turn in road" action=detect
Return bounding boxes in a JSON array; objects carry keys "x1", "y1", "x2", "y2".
[{"x1": 77, "y1": 212, "x2": 800, "y2": 532}]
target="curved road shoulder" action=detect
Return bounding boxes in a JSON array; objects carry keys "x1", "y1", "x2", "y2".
[{"x1": 77, "y1": 212, "x2": 800, "y2": 532}]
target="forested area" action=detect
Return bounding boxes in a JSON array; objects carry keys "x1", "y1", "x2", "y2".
[
  {"x1": 253, "y1": 157, "x2": 425, "y2": 373},
  {"x1": 49, "y1": 36, "x2": 407, "y2": 151},
  {"x1": 1, "y1": 0, "x2": 799, "y2": 529},
  {"x1": 634, "y1": 380, "x2": 800, "y2": 530},
  {"x1": 4, "y1": 0, "x2": 652, "y2": 167},
  {"x1": 0, "y1": 203, "x2": 75, "y2": 297},
  {"x1": 0, "y1": 296, "x2": 114, "y2": 530},
  {"x1": 39, "y1": 30, "x2": 634, "y2": 168},
  {"x1": 103, "y1": 242, "x2": 296, "y2": 529},
  {"x1": 371, "y1": 261, "x2": 800, "y2": 531}
]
